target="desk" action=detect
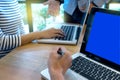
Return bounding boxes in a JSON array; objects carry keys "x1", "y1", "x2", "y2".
[
  {"x1": 0, "y1": 43, "x2": 80, "y2": 80},
  {"x1": 0, "y1": 24, "x2": 86, "y2": 80}
]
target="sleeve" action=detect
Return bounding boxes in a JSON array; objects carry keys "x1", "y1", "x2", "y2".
[
  {"x1": 93, "y1": 0, "x2": 111, "y2": 7},
  {"x1": 19, "y1": 20, "x2": 26, "y2": 35},
  {"x1": 55, "y1": 0, "x2": 64, "y2": 4},
  {"x1": 60, "y1": 0, "x2": 64, "y2": 4},
  {"x1": 0, "y1": 29, "x2": 21, "y2": 51}
]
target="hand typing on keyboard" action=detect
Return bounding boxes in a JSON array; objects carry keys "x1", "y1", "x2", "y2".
[
  {"x1": 55, "y1": 25, "x2": 76, "y2": 41},
  {"x1": 40, "y1": 28, "x2": 65, "y2": 39}
]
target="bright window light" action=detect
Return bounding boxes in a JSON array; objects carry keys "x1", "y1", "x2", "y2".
[{"x1": 109, "y1": 3, "x2": 120, "y2": 11}]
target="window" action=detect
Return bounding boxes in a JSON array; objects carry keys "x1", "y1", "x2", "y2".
[
  {"x1": 31, "y1": 4, "x2": 64, "y2": 31},
  {"x1": 18, "y1": 0, "x2": 64, "y2": 33},
  {"x1": 19, "y1": 4, "x2": 29, "y2": 33},
  {"x1": 18, "y1": 0, "x2": 29, "y2": 33},
  {"x1": 109, "y1": 3, "x2": 120, "y2": 11}
]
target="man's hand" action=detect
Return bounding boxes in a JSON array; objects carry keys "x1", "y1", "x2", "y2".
[
  {"x1": 43, "y1": 0, "x2": 60, "y2": 16},
  {"x1": 88, "y1": 2, "x2": 96, "y2": 13},
  {"x1": 48, "y1": 47, "x2": 72, "y2": 80}
]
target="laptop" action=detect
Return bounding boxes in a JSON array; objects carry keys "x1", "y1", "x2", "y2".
[
  {"x1": 36, "y1": 5, "x2": 90, "y2": 45},
  {"x1": 36, "y1": 23, "x2": 82, "y2": 45},
  {"x1": 40, "y1": 7, "x2": 120, "y2": 80}
]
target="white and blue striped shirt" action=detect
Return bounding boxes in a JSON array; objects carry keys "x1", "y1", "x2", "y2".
[{"x1": 0, "y1": 0, "x2": 24, "y2": 57}]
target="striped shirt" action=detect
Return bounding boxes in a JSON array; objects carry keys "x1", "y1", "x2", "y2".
[{"x1": 0, "y1": 0, "x2": 24, "y2": 58}]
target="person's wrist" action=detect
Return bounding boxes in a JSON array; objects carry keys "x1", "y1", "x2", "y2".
[
  {"x1": 32, "y1": 31, "x2": 44, "y2": 39},
  {"x1": 49, "y1": 68, "x2": 64, "y2": 80},
  {"x1": 50, "y1": 66, "x2": 63, "y2": 74},
  {"x1": 37, "y1": 31, "x2": 46, "y2": 39}
]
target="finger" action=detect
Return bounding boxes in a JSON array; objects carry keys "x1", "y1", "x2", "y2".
[
  {"x1": 55, "y1": 29, "x2": 65, "y2": 36},
  {"x1": 61, "y1": 49, "x2": 72, "y2": 73},
  {"x1": 54, "y1": 34, "x2": 65, "y2": 38},
  {"x1": 57, "y1": 33, "x2": 65, "y2": 37},
  {"x1": 60, "y1": 47, "x2": 72, "y2": 59},
  {"x1": 48, "y1": 7, "x2": 55, "y2": 16},
  {"x1": 52, "y1": 46, "x2": 59, "y2": 52},
  {"x1": 48, "y1": 3, "x2": 59, "y2": 16},
  {"x1": 43, "y1": 1, "x2": 49, "y2": 5},
  {"x1": 51, "y1": 47, "x2": 62, "y2": 58},
  {"x1": 48, "y1": 3, "x2": 57, "y2": 16},
  {"x1": 59, "y1": 46, "x2": 66, "y2": 52},
  {"x1": 54, "y1": 6, "x2": 60, "y2": 16},
  {"x1": 47, "y1": 28, "x2": 64, "y2": 37},
  {"x1": 48, "y1": 6, "x2": 52, "y2": 14},
  {"x1": 49, "y1": 29, "x2": 65, "y2": 37},
  {"x1": 53, "y1": 7, "x2": 59, "y2": 16},
  {"x1": 62, "y1": 51, "x2": 72, "y2": 66}
]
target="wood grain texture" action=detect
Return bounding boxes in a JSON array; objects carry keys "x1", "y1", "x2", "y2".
[{"x1": 0, "y1": 43, "x2": 80, "y2": 80}]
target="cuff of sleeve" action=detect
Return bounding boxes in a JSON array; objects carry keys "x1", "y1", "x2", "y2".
[
  {"x1": 55, "y1": 0, "x2": 64, "y2": 4},
  {"x1": 93, "y1": 0, "x2": 105, "y2": 7}
]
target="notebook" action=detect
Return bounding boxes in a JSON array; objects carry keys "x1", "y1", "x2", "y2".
[{"x1": 40, "y1": 7, "x2": 120, "y2": 80}]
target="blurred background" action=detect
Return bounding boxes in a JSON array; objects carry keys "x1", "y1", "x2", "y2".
[{"x1": 18, "y1": 0, "x2": 120, "y2": 33}]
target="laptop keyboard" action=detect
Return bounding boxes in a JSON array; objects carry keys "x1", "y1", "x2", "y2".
[
  {"x1": 55, "y1": 25, "x2": 81, "y2": 41},
  {"x1": 70, "y1": 56, "x2": 120, "y2": 80}
]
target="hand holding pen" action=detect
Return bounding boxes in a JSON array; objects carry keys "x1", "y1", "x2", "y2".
[
  {"x1": 57, "y1": 48, "x2": 65, "y2": 56},
  {"x1": 48, "y1": 46, "x2": 72, "y2": 78}
]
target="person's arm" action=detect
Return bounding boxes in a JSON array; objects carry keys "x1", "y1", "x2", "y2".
[
  {"x1": 88, "y1": 0, "x2": 110, "y2": 13},
  {"x1": 21, "y1": 28, "x2": 64, "y2": 45},
  {"x1": 0, "y1": 28, "x2": 64, "y2": 51},
  {"x1": 0, "y1": 29, "x2": 21, "y2": 51},
  {"x1": 92, "y1": 0, "x2": 110, "y2": 7},
  {"x1": 49, "y1": 70, "x2": 65, "y2": 80},
  {"x1": 88, "y1": 2, "x2": 97, "y2": 13},
  {"x1": 43, "y1": 0, "x2": 62, "y2": 16},
  {"x1": 78, "y1": 0, "x2": 110, "y2": 13},
  {"x1": 48, "y1": 47, "x2": 72, "y2": 80}
]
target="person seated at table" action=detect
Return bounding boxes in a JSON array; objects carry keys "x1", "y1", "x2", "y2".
[
  {"x1": 0, "y1": 0, "x2": 64, "y2": 58},
  {"x1": 48, "y1": 47, "x2": 72, "y2": 80}
]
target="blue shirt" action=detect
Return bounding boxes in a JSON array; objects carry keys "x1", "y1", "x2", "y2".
[{"x1": 63, "y1": 0, "x2": 110, "y2": 15}]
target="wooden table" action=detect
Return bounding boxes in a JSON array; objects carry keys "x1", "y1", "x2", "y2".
[
  {"x1": 0, "y1": 24, "x2": 87, "y2": 80},
  {"x1": 0, "y1": 43, "x2": 81, "y2": 80}
]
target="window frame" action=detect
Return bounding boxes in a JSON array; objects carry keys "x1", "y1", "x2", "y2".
[{"x1": 18, "y1": 0, "x2": 47, "y2": 32}]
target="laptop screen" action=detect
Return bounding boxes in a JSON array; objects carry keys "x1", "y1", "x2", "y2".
[
  {"x1": 86, "y1": 11, "x2": 120, "y2": 65},
  {"x1": 81, "y1": 8, "x2": 120, "y2": 70}
]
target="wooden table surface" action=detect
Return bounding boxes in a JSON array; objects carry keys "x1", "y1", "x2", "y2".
[
  {"x1": 0, "y1": 24, "x2": 86, "y2": 80},
  {"x1": 0, "y1": 43, "x2": 81, "y2": 80}
]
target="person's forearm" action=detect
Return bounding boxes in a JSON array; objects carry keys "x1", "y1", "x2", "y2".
[
  {"x1": 21, "y1": 32, "x2": 42, "y2": 45},
  {"x1": 88, "y1": 2, "x2": 96, "y2": 13},
  {"x1": 92, "y1": 0, "x2": 110, "y2": 7},
  {"x1": 50, "y1": 72, "x2": 64, "y2": 80}
]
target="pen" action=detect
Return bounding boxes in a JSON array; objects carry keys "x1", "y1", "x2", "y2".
[{"x1": 57, "y1": 48, "x2": 64, "y2": 56}]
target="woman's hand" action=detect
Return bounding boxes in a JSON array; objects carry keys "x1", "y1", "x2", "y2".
[{"x1": 39, "y1": 28, "x2": 64, "y2": 39}]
